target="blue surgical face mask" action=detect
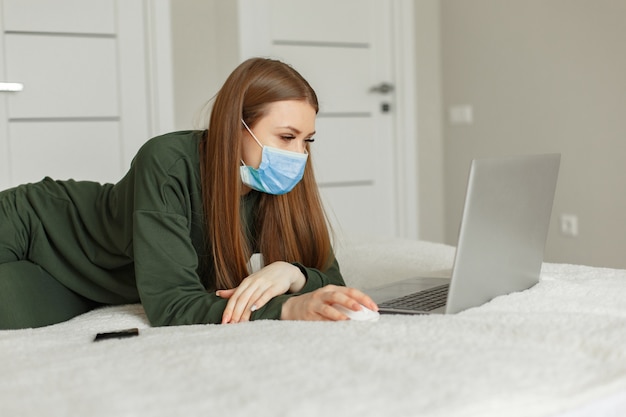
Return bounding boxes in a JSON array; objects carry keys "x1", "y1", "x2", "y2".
[{"x1": 240, "y1": 119, "x2": 308, "y2": 195}]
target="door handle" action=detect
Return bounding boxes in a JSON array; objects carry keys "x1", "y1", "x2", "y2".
[
  {"x1": 0, "y1": 82, "x2": 24, "y2": 92},
  {"x1": 369, "y1": 82, "x2": 394, "y2": 94}
]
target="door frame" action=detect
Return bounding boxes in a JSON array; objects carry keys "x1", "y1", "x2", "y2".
[
  {"x1": 391, "y1": 0, "x2": 419, "y2": 239},
  {"x1": 142, "y1": 0, "x2": 175, "y2": 138}
]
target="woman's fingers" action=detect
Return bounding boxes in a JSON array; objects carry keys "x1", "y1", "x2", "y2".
[
  {"x1": 222, "y1": 285, "x2": 247, "y2": 324},
  {"x1": 222, "y1": 280, "x2": 275, "y2": 324},
  {"x1": 281, "y1": 285, "x2": 379, "y2": 321},
  {"x1": 345, "y1": 287, "x2": 379, "y2": 312},
  {"x1": 220, "y1": 262, "x2": 299, "y2": 324},
  {"x1": 216, "y1": 288, "x2": 236, "y2": 299},
  {"x1": 319, "y1": 302, "x2": 350, "y2": 321},
  {"x1": 313, "y1": 285, "x2": 377, "y2": 311},
  {"x1": 228, "y1": 289, "x2": 259, "y2": 323}
]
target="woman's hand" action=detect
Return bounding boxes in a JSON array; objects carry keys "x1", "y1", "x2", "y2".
[
  {"x1": 280, "y1": 285, "x2": 378, "y2": 321},
  {"x1": 217, "y1": 261, "x2": 306, "y2": 324}
]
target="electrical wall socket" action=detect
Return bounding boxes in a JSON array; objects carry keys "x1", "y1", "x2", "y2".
[{"x1": 560, "y1": 214, "x2": 579, "y2": 237}]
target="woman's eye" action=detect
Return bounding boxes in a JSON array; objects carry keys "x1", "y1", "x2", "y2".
[
  {"x1": 305, "y1": 138, "x2": 315, "y2": 143},
  {"x1": 280, "y1": 135, "x2": 295, "y2": 141}
]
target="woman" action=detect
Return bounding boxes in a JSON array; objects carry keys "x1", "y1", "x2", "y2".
[{"x1": 0, "y1": 57, "x2": 378, "y2": 329}]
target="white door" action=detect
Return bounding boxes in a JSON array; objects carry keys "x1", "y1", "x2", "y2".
[
  {"x1": 237, "y1": 0, "x2": 415, "y2": 238},
  {"x1": 0, "y1": 0, "x2": 152, "y2": 190}
]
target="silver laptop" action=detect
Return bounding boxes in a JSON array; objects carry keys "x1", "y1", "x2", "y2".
[{"x1": 368, "y1": 153, "x2": 561, "y2": 315}]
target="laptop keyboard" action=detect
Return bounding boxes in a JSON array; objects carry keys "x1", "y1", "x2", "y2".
[{"x1": 378, "y1": 284, "x2": 449, "y2": 312}]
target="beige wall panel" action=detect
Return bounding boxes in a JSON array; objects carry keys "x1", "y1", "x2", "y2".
[
  {"x1": 271, "y1": 45, "x2": 372, "y2": 114},
  {"x1": 9, "y1": 121, "x2": 122, "y2": 185},
  {"x1": 269, "y1": 0, "x2": 370, "y2": 43},
  {"x1": 5, "y1": 34, "x2": 118, "y2": 119},
  {"x1": 2, "y1": 0, "x2": 115, "y2": 34},
  {"x1": 441, "y1": 0, "x2": 626, "y2": 268}
]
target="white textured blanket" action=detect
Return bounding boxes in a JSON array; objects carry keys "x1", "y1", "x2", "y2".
[{"x1": 2, "y1": 236, "x2": 626, "y2": 417}]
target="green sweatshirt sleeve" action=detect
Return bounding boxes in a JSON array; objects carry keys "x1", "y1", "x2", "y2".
[
  {"x1": 133, "y1": 209, "x2": 227, "y2": 326},
  {"x1": 130, "y1": 137, "x2": 228, "y2": 326},
  {"x1": 296, "y1": 256, "x2": 345, "y2": 294}
]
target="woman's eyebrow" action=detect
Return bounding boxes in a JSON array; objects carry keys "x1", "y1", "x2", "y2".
[{"x1": 279, "y1": 125, "x2": 316, "y2": 137}]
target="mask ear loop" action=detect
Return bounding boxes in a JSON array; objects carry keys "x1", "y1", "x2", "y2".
[
  {"x1": 241, "y1": 119, "x2": 264, "y2": 148},
  {"x1": 240, "y1": 119, "x2": 265, "y2": 168}
]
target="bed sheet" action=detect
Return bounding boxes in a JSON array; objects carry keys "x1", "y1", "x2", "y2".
[{"x1": 1, "y1": 236, "x2": 626, "y2": 417}]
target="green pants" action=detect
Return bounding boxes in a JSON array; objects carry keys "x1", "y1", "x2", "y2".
[
  {"x1": 0, "y1": 188, "x2": 100, "y2": 329},
  {"x1": 0, "y1": 261, "x2": 100, "y2": 329}
]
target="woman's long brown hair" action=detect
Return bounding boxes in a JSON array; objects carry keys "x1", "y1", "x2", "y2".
[{"x1": 200, "y1": 58, "x2": 332, "y2": 290}]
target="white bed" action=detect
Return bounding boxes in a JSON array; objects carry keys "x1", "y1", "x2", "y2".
[{"x1": 2, "y1": 235, "x2": 626, "y2": 417}]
